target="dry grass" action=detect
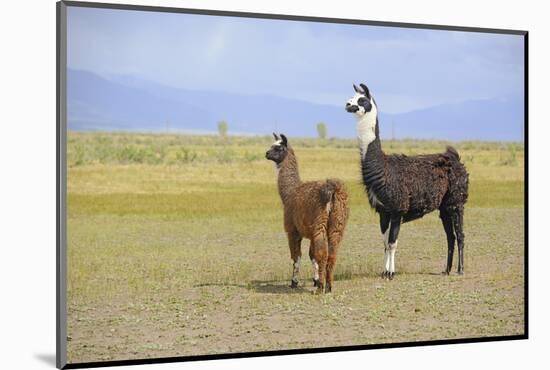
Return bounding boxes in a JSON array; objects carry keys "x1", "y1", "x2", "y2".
[{"x1": 66, "y1": 132, "x2": 525, "y2": 364}]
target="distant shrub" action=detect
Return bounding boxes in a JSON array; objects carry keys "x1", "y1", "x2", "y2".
[
  {"x1": 215, "y1": 148, "x2": 236, "y2": 163},
  {"x1": 317, "y1": 122, "x2": 327, "y2": 140},
  {"x1": 115, "y1": 145, "x2": 165, "y2": 164},
  {"x1": 218, "y1": 120, "x2": 228, "y2": 137},
  {"x1": 118, "y1": 145, "x2": 147, "y2": 163},
  {"x1": 66, "y1": 132, "x2": 524, "y2": 168},
  {"x1": 70, "y1": 144, "x2": 87, "y2": 166},
  {"x1": 175, "y1": 147, "x2": 198, "y2": 163}
]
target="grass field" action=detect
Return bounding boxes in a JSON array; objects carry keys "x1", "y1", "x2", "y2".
[{"x1": 66, "y1": 132, "x2": 525, "y2": 364}]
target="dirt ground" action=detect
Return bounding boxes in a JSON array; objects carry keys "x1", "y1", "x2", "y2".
[
  {"x1": 66, "y1": 135, "x2": 525, "y2": 364},
  {"x1": 67, "y1": 208, "x2": 524, "y2": 364}
]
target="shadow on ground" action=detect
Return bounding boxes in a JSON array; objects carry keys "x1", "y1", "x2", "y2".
[
  {"x1": 192, "y1": 270, "x2": 451, "y2": 294},
  {"x1": 193, "y1": 280, "x2": 313, "y2": 294},
  {"x1": 248, "y1": 280, "x2": 312, "y2": 294}
]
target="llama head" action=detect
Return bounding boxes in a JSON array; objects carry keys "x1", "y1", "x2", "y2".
[
  {"x1": 346, "y1": 83, "x2": 377, "y2": 117},
  {"x1": 346, "y1": 83, "x2": 379, "y2": 153},
  {"x1": 265, "y1": 132, "x2": 289, "y2": 164}
]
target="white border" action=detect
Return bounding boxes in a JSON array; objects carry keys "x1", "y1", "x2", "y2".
[{"x1": 2, "y1": 0, "x2": 546, "y2": 369}]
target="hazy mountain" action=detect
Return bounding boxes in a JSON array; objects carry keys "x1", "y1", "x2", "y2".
[
  {"x1": 379, "y1": 96, "x2": 524, "y2": 141},
  {"x1": 67, "y1": 69, "x2": 524, "y2": 141}
]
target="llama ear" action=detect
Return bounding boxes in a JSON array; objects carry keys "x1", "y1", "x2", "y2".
[
  {"x1": 359, "y1": 83, "x2": 371, "y2": 98},
  {"x1": 273, "y1": 132, "x2": 280, "y2": 140},
  {"x1": 353, "y1": 84, "x2": 363, "y2": 94},
  {"x1": 280, "y1": 134, "x2": 288, "y2": 147}
]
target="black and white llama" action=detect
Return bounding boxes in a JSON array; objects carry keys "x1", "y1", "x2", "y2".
[{"x1": 345, "y1": 83, "x2": 469, "y2": 279}]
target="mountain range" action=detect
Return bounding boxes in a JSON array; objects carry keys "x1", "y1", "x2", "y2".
[{"x1": 67, "y1": 69, "x2": 524, "y2": 141}]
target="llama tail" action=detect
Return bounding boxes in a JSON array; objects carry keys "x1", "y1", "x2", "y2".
[
  {"x1": 437, "y1": 146, "x2": 462, "y2": 167},
  {"x1": 445, "y1": 146, "x2": 461, "y2": 161},
  {"x1": 443, "y1": 146, "x2": 469, "y2": 204},
  {"x1": 323, "y1": 179, "x2": 350, "y2": 248}
]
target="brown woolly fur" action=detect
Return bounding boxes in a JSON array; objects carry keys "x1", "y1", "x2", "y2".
[{"x1": 265, "y1": 133, "x2": 349, "y2": 293}]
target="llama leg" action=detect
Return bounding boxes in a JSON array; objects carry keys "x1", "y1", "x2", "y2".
[
  {"x1": 308, "y1": 242, "x2": 320, "y2": 287},
  {"x1": 387, "y1": 216, "x2": 401, "y2": 280},
  {"x1": 452, "y1": 206, "x2": 465, "y2": 274},
  {"x1": 325, "y1": 217, "x2": 346, "y2": 292},
  {"x1": 312, "y1": 236, "x2": 329, "y2": 293},
  {"x1": 383, "y1": 229, "x2": 391, "y2": 278},
  {"x1": 379, "y1": 213, "x2": 391, "y2": 278},
  {"x1": 287, "y1": 231, "x2": 302, "y2": 287},
  {"x1": 440, "y1": 210, "x2": 456, "y2": 275},
  {"x1": 325, "y1": 246, "x2": 338, "y2": 293},
  {"x1": 325, "y1": 230, "x2": 344, "y2": 292}
]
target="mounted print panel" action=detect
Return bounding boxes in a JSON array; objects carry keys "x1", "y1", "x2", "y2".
[{"x1": 57, "y1": 1, "x2": 527, "y2": 368}]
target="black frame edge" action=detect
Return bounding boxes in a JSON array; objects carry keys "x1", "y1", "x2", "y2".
[
  {"x1": 63, "y1": 334, "x2": 527, "y2": 369},
  {"x1": 57, "y1": 1, "x2": 68, "y2": 369},
  {"x1": 61, "y1": 0, "x2": 527, "y2": 35},
  {"x1": 523, "y1": 32, "x2": 529, "y2": 339}
]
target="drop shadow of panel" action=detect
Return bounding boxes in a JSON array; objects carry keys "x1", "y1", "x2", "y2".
[{"x1": 34, "y1": 353, "x2": 56, "y2": 367}]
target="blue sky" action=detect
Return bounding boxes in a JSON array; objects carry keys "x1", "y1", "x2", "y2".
[{"x1": 67, "y1": 6, "x2": 524, "y2": 114}]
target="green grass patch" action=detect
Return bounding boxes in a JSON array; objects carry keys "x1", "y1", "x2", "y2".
[{"x1": 66, "y1": 132, "x2": 525, "y2": 363}]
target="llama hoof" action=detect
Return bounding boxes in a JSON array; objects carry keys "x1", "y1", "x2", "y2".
[
  {"x1": 382, "y1": 271, "x2": 390, "y2": 280},
  {"x1": 312, "y1": 283, "x2": 325, "y2": 294},
  {"x1": 325, "y1": 284, "x2": 332, "y2": 293},
  {"x1": 442, "y1": 270, "x2": 450, "y2": 276},
  {"x1": 290, "y1": 280, "x2": 299, "y2": 288},
  {"x1": 388, "y1": 272, "x2": 395, "y2": 280},
  {"x1": 457, "y1": 270, "x2": 464, "y2": 275},
  {"x1": 313, "y1": 278, "x2": 320, "y2": 287}
]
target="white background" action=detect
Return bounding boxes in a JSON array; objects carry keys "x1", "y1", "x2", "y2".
[{"x1": 0, "y1": 0, "x2": 546, "y2": 369}]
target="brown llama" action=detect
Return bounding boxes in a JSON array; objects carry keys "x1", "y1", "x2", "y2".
[{"x1": 265, "y1": 133, "x2": 349, "y2": 293}]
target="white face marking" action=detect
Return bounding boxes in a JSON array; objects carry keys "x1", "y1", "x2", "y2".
[
  {"x1": 346, "y1": 92, "x2": 367, "y2": 114},
  {"x1": 347, "y1": 92, "x2": 378, "y2": 157},
  {"x1": 271, "y1": 139, "x2": 283, "y2": 174},
  {"x1": 311, "y1": 259, "x2": 319, "y2": 281}
]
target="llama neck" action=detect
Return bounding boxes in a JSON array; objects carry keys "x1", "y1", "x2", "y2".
[
  {"x1": 362, "y1": 131, "x2": 385, "y2": 171},
  {"x1": 356, "y1": 108, "x2": 384, "y2": 161},
  {"x1": 358, "y1": 116, "x2": 387, "y2": 208},
  {"x1": 277, "y1": 148, "x2": 301, "y2": 204},
  {"x1": 357, "y1": 110, "x2": 378, "y2": 157}
]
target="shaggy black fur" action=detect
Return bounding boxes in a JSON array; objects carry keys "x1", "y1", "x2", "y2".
[{"x1": 348, "y1": 84, "x2": 469, "y2": 278}]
